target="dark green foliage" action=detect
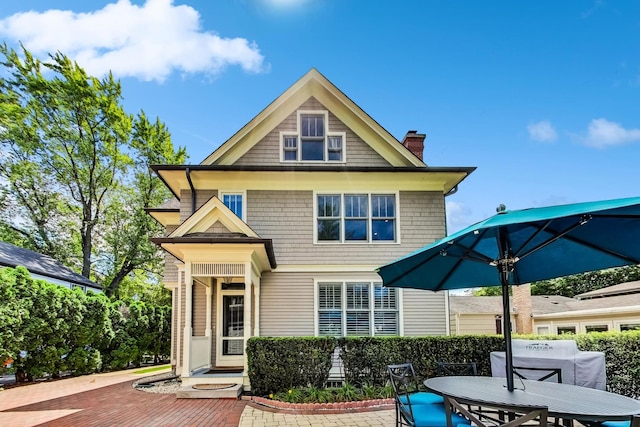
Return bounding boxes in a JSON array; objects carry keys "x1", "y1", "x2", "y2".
[
  {"x1": 531, "y1": 265, "x2": 640, "y2": 297},
  {"x1": 251, "y1": 334, "x2": 640, "y2": 400},
  {"x1": 0, "y1": 266, "x2": 170, "y2": 381},
  {"x1": 339, "y1": 336, "x2": 504, "y2": 387},
  {"x1": 246, "y1": 337, "x2": 336, "y2": 396}
]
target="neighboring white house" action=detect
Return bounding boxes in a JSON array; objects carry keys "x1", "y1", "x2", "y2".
[
  {"x1": 0, "y1": 241, "x2": 101, "y2": 293},
  {"x1": 147, "y1": 68, "x2": 476, "y2": 391},
  {"x1": 449, "y1": 281, "x2": 640, "y2": 336},
  {"x1": 533, "y1": 281, "x2": 640, "y2": 335}
]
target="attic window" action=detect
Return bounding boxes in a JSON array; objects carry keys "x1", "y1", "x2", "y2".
[{"x1": 281, "y1": 111, "x2": 346, "y2": 163}]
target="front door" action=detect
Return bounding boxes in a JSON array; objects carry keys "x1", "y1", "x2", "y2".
[{"x1": 216, "y1": 289, "x2": 244, "y2": 366}]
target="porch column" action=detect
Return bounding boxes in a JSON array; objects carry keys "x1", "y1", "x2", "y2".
[
  {"x1": 253, "y1": 279, "x2": 260, "y2": 337},
  {"x1": 243, "y1": 263, "x2": 252, "y2": 368},
  {"x1": 176, "y1": 265, "x2": 184, "y2": 374},
  {"x1": 182, "y1": 261, "x2": 193, "y2": 376},
  {"x1": 205, "y1": 281, "x2": 213, "y2": 369}
]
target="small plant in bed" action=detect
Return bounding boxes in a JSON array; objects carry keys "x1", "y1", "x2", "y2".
[{"x1": 269, "y1": 383, "x2": 393, "y2": 404}]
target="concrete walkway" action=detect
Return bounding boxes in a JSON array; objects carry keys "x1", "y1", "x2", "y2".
[{"x1": 0, "y1": 368, "x2": 395, "y2": 426}]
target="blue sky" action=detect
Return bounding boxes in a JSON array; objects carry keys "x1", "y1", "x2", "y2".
[{"x1": 0, "y1": 0, "x2": 638, "y2": 233}]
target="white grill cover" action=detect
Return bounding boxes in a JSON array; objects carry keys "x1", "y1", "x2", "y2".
[{"x1": 490, "y1": 339, "x2": 606, "y2": 390}]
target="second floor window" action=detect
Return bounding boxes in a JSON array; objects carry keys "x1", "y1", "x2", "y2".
[
  {"x1": 281, "y1": 111, "x2": 345, "y2": 162},
  {"x1": 222, "y1": 193, "x2": 244, "y2": 220},
  {"x1": 316, "y1": 193, "x2": 396, "y2": 243}
]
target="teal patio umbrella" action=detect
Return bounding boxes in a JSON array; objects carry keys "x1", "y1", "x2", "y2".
[{"x1": 376, "y1": 196, "x2": 640, "y2": 391}]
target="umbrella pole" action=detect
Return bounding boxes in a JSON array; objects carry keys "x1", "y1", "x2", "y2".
[{"x1": 501, "y1": 276, "x2": 515, "y2": 391}]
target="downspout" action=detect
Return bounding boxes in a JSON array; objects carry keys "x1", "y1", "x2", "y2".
[{"x1": 186, "y1": 168, "x2": 196, "y2": 214}]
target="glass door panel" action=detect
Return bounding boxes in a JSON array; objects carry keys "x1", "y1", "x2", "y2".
[{"x1": 222, "y1": 295, "x2": 244, "y2": 356}]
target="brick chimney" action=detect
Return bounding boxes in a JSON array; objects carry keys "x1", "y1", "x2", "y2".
[
  {"x1": 401, "y1": 130, "x2": 425, "y2": 160},
  {"x1": 512, "y1": 284, "x2": 533, "y2": 334}
]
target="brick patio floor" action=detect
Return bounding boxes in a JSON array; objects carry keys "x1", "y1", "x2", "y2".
[{"x1": 0, "y1": 369, "x2": 395, "y2": 427}]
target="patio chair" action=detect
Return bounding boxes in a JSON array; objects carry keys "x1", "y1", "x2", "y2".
[
  {"x1": 512, "y1": 366, "x2": 563, "y2": 425},
  {"x1": 443, "y1": 395, "x2": 548, "y2": 427},
  {"x1": 437, "y1": 362, "x2": 478, "y2": 377},
  {"x1": 600, "y1": 415, "x2": 640, "y2": 427},
  {"x1": 388, "y1": 363, "x2": 468, "y2": 427},
  {"x1": 512, "y1": 366, "x2": 562, "y2": 383}
]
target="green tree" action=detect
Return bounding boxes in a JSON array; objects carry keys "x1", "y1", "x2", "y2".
[
  {"x1": 0, "y1": 44, "x2": 186, "y2": 295},
  {"x1": 531, "y1": 265, "x2": 640, "y2": 297}
]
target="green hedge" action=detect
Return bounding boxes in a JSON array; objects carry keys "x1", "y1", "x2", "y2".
[
  {"x1": 247, "y1": 333, "x2": 640, "y2": 398},
  {"x1": 246, "y1": 337, "x2": 336, "y2": 396},
  {"x1": 0, "y1": 266, "x2": 171, "y2": 381}
]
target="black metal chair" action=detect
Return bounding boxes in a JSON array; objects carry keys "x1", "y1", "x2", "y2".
[
  {"x1": 512, "y1": 366, "x2": 564, "y2": 426},
  {"x1": 437, "y1": 362, "x2": 478, "y2": 377},
  {"x1": 388, "y1": 363, "x2": 468, "y2": 427},
  {"x1": 443, "y1": 395, "x2": 548, "y2": 427},
  {"x1": 512, "y1": 366, "x2": 562, "y2": 383}
]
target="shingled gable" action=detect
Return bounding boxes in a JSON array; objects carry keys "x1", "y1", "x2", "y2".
[{"x1": 200, "y1": 68, "x2": 425, "y2": 167}]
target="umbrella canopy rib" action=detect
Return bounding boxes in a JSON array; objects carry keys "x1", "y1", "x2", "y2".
[
  {"x1": 510, "y1": 219, "x2": 553, "y2": 258},
  {"x1": 514, "y1": 216, "x2": 589, "y2": 261}
]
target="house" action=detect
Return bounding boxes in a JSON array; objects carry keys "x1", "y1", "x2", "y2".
[
  {"x1": 0, "y1": 241, "x2": 101, "y2": 293},
  {"x1": 533, "y1": 281, "x2": 640, "y2": 334},
  {"x1": 449, "y1": 290, "x2": 574, "y2": 335},
  {"x1": 148, "y1": 69, "x2": 475, "y2": 392},
  {"x1": 449, "y1": 281, "x2": 640, "y2": 335}
]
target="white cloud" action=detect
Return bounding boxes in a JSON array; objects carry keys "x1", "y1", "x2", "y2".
[
  {"x1": 581, "y1": 118, "x2": 640, "y2": 148},
  {"x1": 527, "y1": 120, "x2": 557, "y2": 143},
  {"x1": 0, "y1": 0, "x2": 266, "y2": 82}
]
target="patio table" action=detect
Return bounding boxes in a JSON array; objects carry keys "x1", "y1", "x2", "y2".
[{"x1": 425, "y1": 376, "x2": 640, "y2": 424}]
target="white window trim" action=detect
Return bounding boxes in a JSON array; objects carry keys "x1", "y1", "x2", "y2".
[
  {"x1": 614, "y1": 319, "x2": 640, "y2": 331},
  {"x1": 220, "y1": 190, "x2": 247, "y2": 221},
  {"x1": 313, "y1": 191, "x2": 400, "y2": 244},
  {"x1": 314, "y1": 278, "x2": 401, "y2": 337},
  {"x1": 582, "y1": 321, "x2": 611, "y2": 333},
  {"x1": 554, "y1": 323, "x2": 578, "y2": 334},
  {"x1": 279, "y1": 110, "x2": 346, "y2": 163}
]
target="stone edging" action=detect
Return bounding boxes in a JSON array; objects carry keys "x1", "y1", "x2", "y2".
[{"x1": 251, "y1": 396, "x2": 395, "y2": 412}]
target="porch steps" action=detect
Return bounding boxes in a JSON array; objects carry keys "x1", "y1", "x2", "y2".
[{"x1": 176, "y1": 383, "x2": 243, "y2": 399}]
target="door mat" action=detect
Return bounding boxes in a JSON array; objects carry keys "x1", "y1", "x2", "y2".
[
  {"x1": 193, "y1": 383, "x2": 236, "y2": 390},
  {"x1": 205, "y1": 368, "x2": 244, "y2": 375}
]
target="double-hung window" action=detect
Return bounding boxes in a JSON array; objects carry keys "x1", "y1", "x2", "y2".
[
  {"x1": 316, "y1": 193, "x2": 396, "y2": 242},
  {"x1": 281, "y1": 111, "x2": 345, "y2": 162},
  {"x1": 221, "y1": 192, "x2": 244, "y2": 220},
  {"x1": 317, "y1": 281, "x2": 398, "y2": 337}
]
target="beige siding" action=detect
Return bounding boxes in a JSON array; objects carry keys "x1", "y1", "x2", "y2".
[
  {"x1": 259, "y1": 271, "x2": 316, "y2": 336},
  {"x1": 259, "y1": 271, "x2": 446, "y2": 337},
  {"x1": 192, "y1": 282, "x2": 207, "y2": 336},
  {"x1": 163, "y1": 253, "x2": 180, "y2": 284},
  {"x1": 247, "y1": 190, "x2": 445, "y2": 265},
  {"x1": 454, "y1": 314, "x2": 499, "y2": 335},
  {"x1": 402, "y1": 289, "x2": 448, "y2": 336},
  {"x1": 235, "y1": 97, "x2": 392, "y2": 167},
  {"x1": 179, "y1": 189, "x2": 217, "y2": 222}
]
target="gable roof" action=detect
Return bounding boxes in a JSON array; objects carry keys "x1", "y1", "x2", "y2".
[
  {"x1": 575, "y1": 280, "x2": 640, "y2": 300},
  {"x1": 168, "y1": 196, "x2": 258, "y2": 238},
  {"x1": 449, "y1": 295, "x2": 574, "y2": 315},
  {"x1": 0, "y1": 241, "x2": 100, "y2": 289},
  {"x1": 200, "y1": 68, "x2": 427, "y2": 167}
]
